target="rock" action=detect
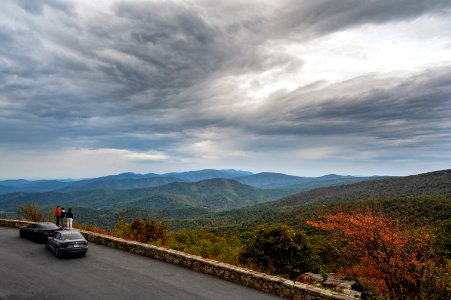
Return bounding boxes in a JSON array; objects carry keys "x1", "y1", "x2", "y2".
[
  {"x1": 323, "y1": 278, "x2": 356, "y2": 290},
  {"x1": 297, "y1": 272, "x2": 324, "y2": 284}
]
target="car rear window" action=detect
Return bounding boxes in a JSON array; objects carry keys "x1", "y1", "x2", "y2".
[
  {"x1": 40, "y1": 223, "x2": 59, "y2": 230},
  {"x1": 61, "y1": 232, "x2": 84, "y2": 240}
]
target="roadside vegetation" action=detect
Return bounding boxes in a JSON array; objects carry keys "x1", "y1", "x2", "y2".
[
  {"x1": 14, "y1": 196, "x2": 450, "y2": 299},
  {"x1": 307, "y1": 210, "x2": 450, "y2": 299}
]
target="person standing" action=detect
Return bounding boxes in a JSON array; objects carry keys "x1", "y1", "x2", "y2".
[
  {"x1": 66, "y1": 208, "x2": 74, "y2": 229},
  {"x1": 55, "y1": 206, "x2": 61, "y2": 227},
  {"x1": 60, "y1": 207, "x2": 66, "y2": 229}
]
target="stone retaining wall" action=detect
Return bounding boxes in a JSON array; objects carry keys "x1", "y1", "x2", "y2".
[{"x1": 0, "y1": 219, "x2": 357, "y2": 300}]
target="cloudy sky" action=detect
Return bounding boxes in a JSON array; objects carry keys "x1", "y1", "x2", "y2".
[{"x1": 1, "y1": 0, "x2": 450, "y2": 179}]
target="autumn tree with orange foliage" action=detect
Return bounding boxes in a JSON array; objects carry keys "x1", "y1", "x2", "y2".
[{"x1": 306, "y1": 210, "x2": 450, "y2": 299}]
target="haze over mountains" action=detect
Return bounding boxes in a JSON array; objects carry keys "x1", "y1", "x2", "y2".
[
  {"x1": 0, "y1": 169, "x2": 387, "y2": 195},
  {"x1": 0, "y1": 169, "x2": 391, "y2": 216},
  {"x1": 0, "y1": 169, "x2": 449, "y2": 231}
]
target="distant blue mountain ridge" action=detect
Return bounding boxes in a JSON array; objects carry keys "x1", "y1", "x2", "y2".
[
  {"x1": 0, "y1": 169, "x2": 390, "y2": 195},
  {"x1": 162, "y1": 169, "x2": 253, "y2": 182}
]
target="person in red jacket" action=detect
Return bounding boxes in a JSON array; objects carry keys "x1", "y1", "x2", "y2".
[{"x1": 55, "y1": 206, "x2": 61, "y2": 227}]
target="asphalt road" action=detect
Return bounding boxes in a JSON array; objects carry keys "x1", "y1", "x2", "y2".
[{"x1": 0, "y1": 227, "x2": 282, "y2": 300}]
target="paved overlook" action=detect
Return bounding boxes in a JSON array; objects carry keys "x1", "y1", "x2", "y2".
[{"x1": 0, "y1": 227, "x2": 281, "y2": 300}]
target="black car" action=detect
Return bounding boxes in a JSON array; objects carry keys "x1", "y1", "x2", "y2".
[
  {"x1": 46, "y1": 230, "x2": 88, "y2": 258},
  {"x1": 19, "y1": 222, "x2": 59, "y2": 242}
]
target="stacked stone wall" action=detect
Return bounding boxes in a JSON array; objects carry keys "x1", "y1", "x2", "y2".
[{"x1": 0, "y1": 219, "x2": 357, "y2": 299}]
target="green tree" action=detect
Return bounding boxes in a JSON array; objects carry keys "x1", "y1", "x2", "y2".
[
  {"x1": 434, "y1": 218, "x2": 451, "y2": 260},
  {"x1": 240, "y1": 224, "x2": 318, "y2": 279},
  {"x1": 114, "y1": 217, "x2": 131, "y2": 238}
]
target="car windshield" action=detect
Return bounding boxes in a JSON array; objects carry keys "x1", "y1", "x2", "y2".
[{"x1": 60, "y1": 232, "x2": 84, "y2": 240}]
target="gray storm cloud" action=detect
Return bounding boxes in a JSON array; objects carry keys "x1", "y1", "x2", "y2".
[{"x1": 0, "y1": 0, "x2": 450, "y2": 177}]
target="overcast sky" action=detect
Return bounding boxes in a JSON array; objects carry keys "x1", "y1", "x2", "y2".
[{"x1": 1, "y1": 0, "x2": 450, "y2": 179}]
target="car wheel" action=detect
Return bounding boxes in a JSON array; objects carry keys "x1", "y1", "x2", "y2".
[
  {"x1": 19, "y1": 231, "x2": 24, "y2": 238},
  {"x1": 45, "y1": 243, "x2": 49, "y2": 250}
]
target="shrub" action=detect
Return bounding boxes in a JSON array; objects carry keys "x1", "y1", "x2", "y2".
[
  {"x1": 76, "y1": 222, "x2": 111, "y2": 235},
  {"x1": 16, "y1": 202, "x2": 44, "y2": 222},
  {"x1": 114, "y1": 218, "x2": 168, "y2": 244},
  {"x1": 114, "y1": 217, "x2": 131, "y2": 238},
  {"x1": 168, "y1": 229, "x2": 241, "y2": 263},
  {"x1": 240, "y1": 224, "x2": 318, "y2": 279},
  {"x1": 435, "y1": 218, "x2": 451, "y2": 259}
]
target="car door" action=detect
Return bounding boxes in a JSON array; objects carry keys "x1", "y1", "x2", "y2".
[
  {"x1": 26, "y1": 224, "x2": 37, "y2": 238},
  {"x1": 48, "y1": 232, "x2": 60, "y2": 250},
  {"x1": 33, "y1": 224, "x2": 43, "y2": 239}
]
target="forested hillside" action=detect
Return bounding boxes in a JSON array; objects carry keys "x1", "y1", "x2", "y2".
[
  {"x1": 168, "y1": 169, "x2": 451, "y2": 232},
  {"x1": 0, "y1": 178, "x2": 291, "y2": 213},
  {"x1": 234, "y1": 172, "x2": 390, "y2": 190},
  {"x1": 58, "y1": 176, "x2": 184, "y2": 192},
  {"x1": 10, "y1": 169, "x2": 446, "y2": 233},
  {"x1": 275, "y1": 169, "x2": 451, "y2": 207}
]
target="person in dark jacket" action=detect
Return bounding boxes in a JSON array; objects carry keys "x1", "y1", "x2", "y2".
[
  {"x1": 66, "y1": 208, "x2": 74, "y2": 229},
  {"x1": 60, "y1": 207, "x2": 66, "y2": 229}
]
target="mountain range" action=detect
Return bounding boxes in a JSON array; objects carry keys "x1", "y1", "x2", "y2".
[
  {"x1": 0, "y1": 169, "x2": 392, "y2": 220},
  {"x1": 1, "y1": 169, "x2": 448, "y2": 232},
  {"x1": 0, "y1": 169, "x2": 388, "y2": 195},
  {"x1": 0, "y1": 169, "x2": 250, "y2": 194},
  {"x1": 0, "y1": 177, "x2": 307, "y2": 213},
  {"x1": 167, "y1": 169, "x2": 451, "y2": 233}
]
